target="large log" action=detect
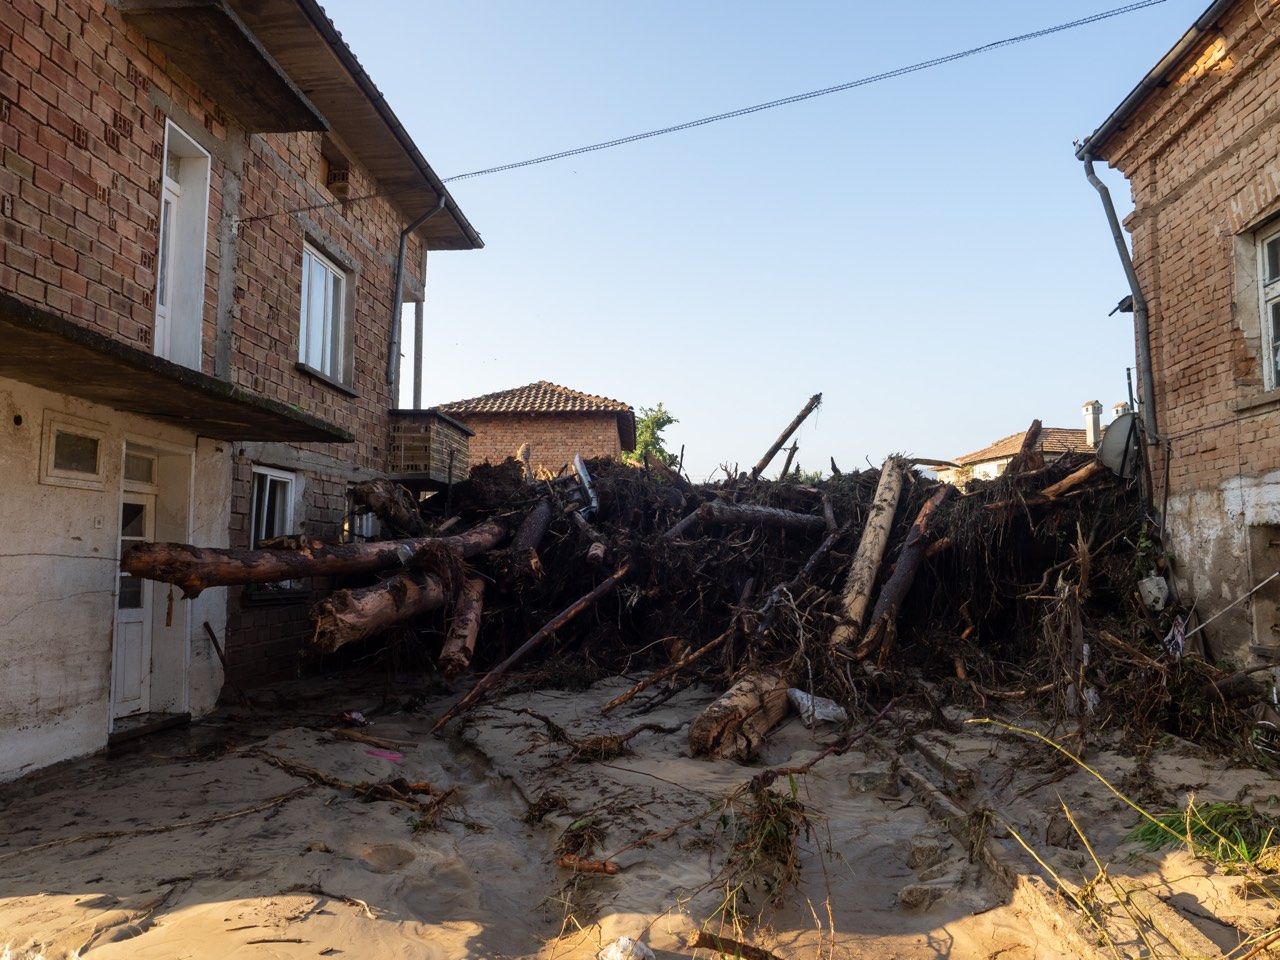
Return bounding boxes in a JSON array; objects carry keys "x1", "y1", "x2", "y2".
[
  {"x1": 438, "y1": 576, "x2": 486, "y2": 676},
  {"x1": 431, "y1": 563, "x2": 632, "y2": 733},
  {"x1": 122, "y1": 521, "x2": 506, "y2": 598},
  {"x1": 856, "y1": 485, "x2": 953, "y2": 658},
  {"x1": 829, "y1": 456, "x2": 906, "y2": 649},
  {"x1": 511, "y1": 500, "x2": 553, "y2": 554},
  {"x1": 1003, "y1": 419, "x2": 1043, "y2": 478},
  {"x1": 749, "y1": 393, "x2": 822, "y2": 480},
  {"x1": 699, "y1": 500, "x2": 826, "y2": 533},
  {"x1": 688, "y1": 670, "x2": 790, "y2": 761},
  {"x1": 350, "y1": 478, "x2": 426, "y2": 537},
  {"x1": 312, "y1": 568, "x2": 448, "y2": 653}
]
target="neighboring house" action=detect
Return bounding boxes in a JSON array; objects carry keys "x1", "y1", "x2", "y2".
[
  {"x1": 937, "y1": 402, "x2": 1125, "y2": 485},
  {"x1": 434, "y1": 381, "x2": 636, "y2": 475},
  {"x1": 0, "y1": 0, "x2": 480, "y2": 779},
  {"x1": 1080, "y1": 0, "x2": 1280, "y2": 661}
]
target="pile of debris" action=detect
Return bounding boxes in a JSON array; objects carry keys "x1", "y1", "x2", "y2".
[{"x1": 122, "y1": 400, "x2": 1263, "y2": 760}]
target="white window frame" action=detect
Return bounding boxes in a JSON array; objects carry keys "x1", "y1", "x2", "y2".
[
  {"x1": 1258, "y1": 223, "x2": 1280, "y2": 390},
  {"x1": 40, "y1": 412, "x2": 108, "y2": 491},
  {"x1": 153, "y1": 120, "x2": 211, "y2": 371},
  {"x1": 249, "y1": 465, "x2": 297, "y2": 548},
  {"x1": 299, "y1": 243, "x2": 348, "y2": 383}
]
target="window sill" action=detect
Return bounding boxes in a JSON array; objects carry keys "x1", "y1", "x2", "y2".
[
  {"x1": 1230, "y1": 388, "x2": 1280, "y2": 415},
  {"x1": 297, "y1": 362, "x2": 357, "y2": 398}
]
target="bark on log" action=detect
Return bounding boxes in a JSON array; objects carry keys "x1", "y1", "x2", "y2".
[
  {"x1": 856, "y1": 485, "x2": 954, "y2": 658},
  {"x1": 1037, "y1": 458, "x2": 1108, "y2": 499},
  {"x1": 749, "y1": 393, "x2": 822, "y2": 480},
  {"x1": 438, "y1": 576, "x2": 486, "y2": 677},
  {"x1": 123, "y1": 521, "x2": 506, "y2": 598},
  {"x1": 312, "y1": 569, "x2": 447, "y2": 653},
  {"x1": 698, "y1": 500, "x2": 826, "y2": 533},
  {"x1": 431, "y1": 563, "x2": 631, "y2": 733},
  {"x1": 1003, "y1": 420, "x2": 1043, "y2": 478},
  {"x1": 350, "y1": 478, "x2": 426, "y2": 537},
  {"x1": 511, "y1": 500, "x2": 553, "y2": 554},
  {"x1": 829, "y1": 456, "x2": 907, "y2": 649},
  {"x1": 688, "y1": 670, "x2": 790, "y2": 761}
]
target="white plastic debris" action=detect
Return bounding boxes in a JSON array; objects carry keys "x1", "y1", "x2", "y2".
[
  {"x1": 1138, "y1": 574, "x2": 1169, "y2": 612},
  {"x1": 787, "y1": 688, "x2": 848, "y2": 727},
  {"x1": 597, "y1": 937, "x2": 655, "y2": 960}
]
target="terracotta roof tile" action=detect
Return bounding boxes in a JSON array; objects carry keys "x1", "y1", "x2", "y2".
[
  {"x1": 434, "y1": 381, "x2": 632, "y2": 416},
  {"x1": 955, "y1": 427, "x2": 1093, "y2": 466}
]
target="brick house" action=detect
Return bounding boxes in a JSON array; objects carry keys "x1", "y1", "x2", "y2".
[
  {"x1": 0, "y1": 0, "x2": 480, "y2": 778},
  {"x1": 1080, "y1": 0, "x2": 1280, "y2": 662},
  {"x1": 434, "y1": 381, "x2": 636, "y2": 475},
  {"x1": 936, "y1": 402, "x2": 1124, "y2": 485}
]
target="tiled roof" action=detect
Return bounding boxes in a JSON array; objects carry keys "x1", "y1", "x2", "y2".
[
  {"x1": 434, "y1": 381, "x2": 632, "y2": 416},
  {"x1": 955, "y1": 427, "x2": 1093, "y2": 466}
]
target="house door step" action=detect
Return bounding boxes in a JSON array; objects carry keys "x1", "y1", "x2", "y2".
[{"x1": 107, "y1": 711, "x2": 191, "y2": 748}]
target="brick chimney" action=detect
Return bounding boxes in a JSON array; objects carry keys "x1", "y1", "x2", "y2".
[{"x1": 1083, "y1": 400, "x2": 1103, "y2": 447}]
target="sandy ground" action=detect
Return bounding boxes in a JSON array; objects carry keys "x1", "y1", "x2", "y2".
[{"x1": 0, "y1": 674, "x2": 1275, "y2": 959}]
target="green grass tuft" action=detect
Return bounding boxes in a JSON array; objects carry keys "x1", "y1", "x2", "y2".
[{"x1": 1128, "y1": 799, "x2": 1280, "y2": 866}]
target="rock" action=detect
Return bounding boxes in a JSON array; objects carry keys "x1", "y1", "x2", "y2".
[
  {"x1": 907, "y1": 836, "x2": 951, "y2": 871},
  {"x1": 598, "y1": 937, "x2": 655, "y2": 960},
  {"x1": 897, "y1": 882, "x2": 952, "y2": 910},
  {"x1": 848, "y1": 765, "x2": 899, "y2": 797}
]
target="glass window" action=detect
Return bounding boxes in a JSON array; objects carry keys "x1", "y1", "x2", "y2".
[
  {"x1": 250, "y1": 467, "x2": 295, "y2": 547},
  {"x1": 125, "y1": 452, "x2": 155, "y2": 484},
  {"x1": 299, "y1": 244, "x2": 346, "y2": 381},
  {"x1": 52, "y1": 431, "x2": 99, "y2": 474},
  {"x1": 1265, "y1": 235, "x2": 1280, "y2": 285},
  {"x1": 1261, "y1": 226, "x2": 1280, "y2": 389}
]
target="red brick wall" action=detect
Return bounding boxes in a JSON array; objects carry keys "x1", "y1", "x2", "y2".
[
  {"x1": 455, "y1": 412, "x2": 624, "y2": 474},
  {"x1": 0, "y1": 0, "x2": 431, "y2": 682},
  {"x1": 1095, "y1": 0, "x2": 1280, "y2": 658}
]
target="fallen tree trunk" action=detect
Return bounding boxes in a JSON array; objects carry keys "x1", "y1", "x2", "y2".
[
  {"x1": 829, "y1": 456, "x2": 906, "y2": 649},
  {"x1": 123, "y1": 521, "x2": 506, "y2": 598},
  {"x1": 511, "y1": 500, "x2": 553, "y2": 554},
  {"x1": 350, "y1": 478, "x2": 426, "y2": 537},
  {"x1": 856, "y1": 485, "x2": 954, "y2": 658},
  {"x1": 749, "y1": 392, "x2": 822, "y2": 480},
  {"x1": 438, "y1": 576, "x2": 486, "y2": 676},
  {"x1": 984, "y1": 458, "x2": 1109, "y2": 510},
  {"x1": 698, "y1": 500, "x2": 826, "y2": 533},
  {"x1": 1003, "y1": 419, "x2": 1043, "y2": 478},
  {"x1": 688, "y1": 670, "x2": 790, "y2": 761},
  {"x1": 432, "y1": 563, "x2": 632, "y2": 733},
  {"x1": 312, "y1": 569, "x2": 448, "y2": 654}
]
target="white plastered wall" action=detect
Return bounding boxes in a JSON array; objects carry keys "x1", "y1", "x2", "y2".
[{"x1": 0, "y1": 375, "x2": 230, "y2": 781}]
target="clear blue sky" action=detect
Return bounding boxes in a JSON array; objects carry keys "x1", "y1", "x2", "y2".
[{"x1": 334, "y1": 0, "x2": 1203, "y2": 480}]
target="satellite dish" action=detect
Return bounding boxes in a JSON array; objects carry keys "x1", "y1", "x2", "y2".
[{"x1": 1097, "y1": 411, "x2": 1139, "y2": 479}]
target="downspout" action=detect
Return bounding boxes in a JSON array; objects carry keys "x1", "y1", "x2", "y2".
[
  {"x1": 1082, "y1": 156, "x2": 1158, "y2": 441},
  {"x1": 387, "y1": 195, "x2": 448, "y2": 388}
]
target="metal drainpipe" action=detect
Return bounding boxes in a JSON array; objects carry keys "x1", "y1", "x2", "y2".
[
  {"x1": 387, "y1": 196, "x2": 448, "y2": 389},
  {"x1": 1083, "y1": 156, "x2": 1158, "y2": 441}
]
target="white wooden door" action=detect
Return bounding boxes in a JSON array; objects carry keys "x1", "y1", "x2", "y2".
[{"x1": 113, "y1": 493, "x2": 155, "y2": 719}]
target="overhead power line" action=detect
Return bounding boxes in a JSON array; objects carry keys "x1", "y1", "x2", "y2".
[{"x1": 441, "y1": 0, "x2": 1170, "y2": 183}]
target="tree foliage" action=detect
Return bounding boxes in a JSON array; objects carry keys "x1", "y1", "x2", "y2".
[{"x1": 624, "y1": 403, "x2": 679, "y2": 468}]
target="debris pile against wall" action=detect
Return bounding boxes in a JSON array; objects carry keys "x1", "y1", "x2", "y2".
[{"x1": 121, "y1": 402, "x2": 1268, "y2": 763}]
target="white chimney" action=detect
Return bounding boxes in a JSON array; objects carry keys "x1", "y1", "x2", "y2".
[
  {"x1": 1083, "y1": 400, "x2": 1103, "y2": 447},
  {"x1": 1113, "y1": 401, "x2": 1131, "y2": 420}
]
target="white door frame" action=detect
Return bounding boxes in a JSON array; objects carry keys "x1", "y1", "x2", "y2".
[{"x1": 112, "y1": 490, "x2": 156, "y2": 720}]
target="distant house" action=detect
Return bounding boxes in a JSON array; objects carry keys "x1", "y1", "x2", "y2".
[
  {"x1": 937, "y1": 402, "x2": 1125, "y2": 484},
  {"x1": 433, "y1": 381, "x2": 636, "y2": 475}
]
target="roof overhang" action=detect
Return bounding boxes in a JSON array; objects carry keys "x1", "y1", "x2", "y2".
[
  {"x1": 0, "y1": 293, "x2": 351, "y2": 443},
  {"x1": 227, "y1": 0, "x2": 483, "y2": 251},
  {"x1": 120, "y1": 0, "x2": 328, "y2": 133},
  {"x1": 1076, "y1": 0, "x2": 1237, "y2": 159}
]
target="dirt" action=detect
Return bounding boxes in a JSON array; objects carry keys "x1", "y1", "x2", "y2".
[{"x1": 1, "y1": 674, "x2": 1277, "y2": 959}]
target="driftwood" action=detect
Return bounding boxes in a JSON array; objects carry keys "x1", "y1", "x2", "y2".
[
  {"x1": 749, "y1": 392, "x2": 822, "y2": 480},
  {"x1": 438, "y1": 576, "x2": 486, "y2": 676},
  {"x1": 856, "y1": 485, "x2": 954, "y2": 658},
  {"x1": 688, "y1": 670, "x2": 790, "y2": 761},
  {"x1": 123, "y1": 520, "x2": 506, "y2": 598},
  {"x1": 432, "y1": 563, "x2": 632, "y2": 733},
  {"x1": 829, "y1": 456, "x2": 906, "y2": 649},
  {"x1": 984, "y1": 458, "x2": 1109, "y2": 510},
  {"x1": 1003, "y1": 419, "x2": 1043, "y2": 478},
  {"x1": 350, "y1": 478, "x2": 426, "y2": 537},
  {"x1": 687, "y1": 930, "x2": 783, "y2": 960},
  {"x1": 511, "y1": 500, "x2": 553, "y2": 554},
  {"x1": 778, "y1": 441, "x2": 799, "y2": 479},
  {"x1": 698, "y1": 500, "x2": 826, "y2": 533},
  {"x1": 312, "y1": 569, "x2": 448, "y2": 653}
]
